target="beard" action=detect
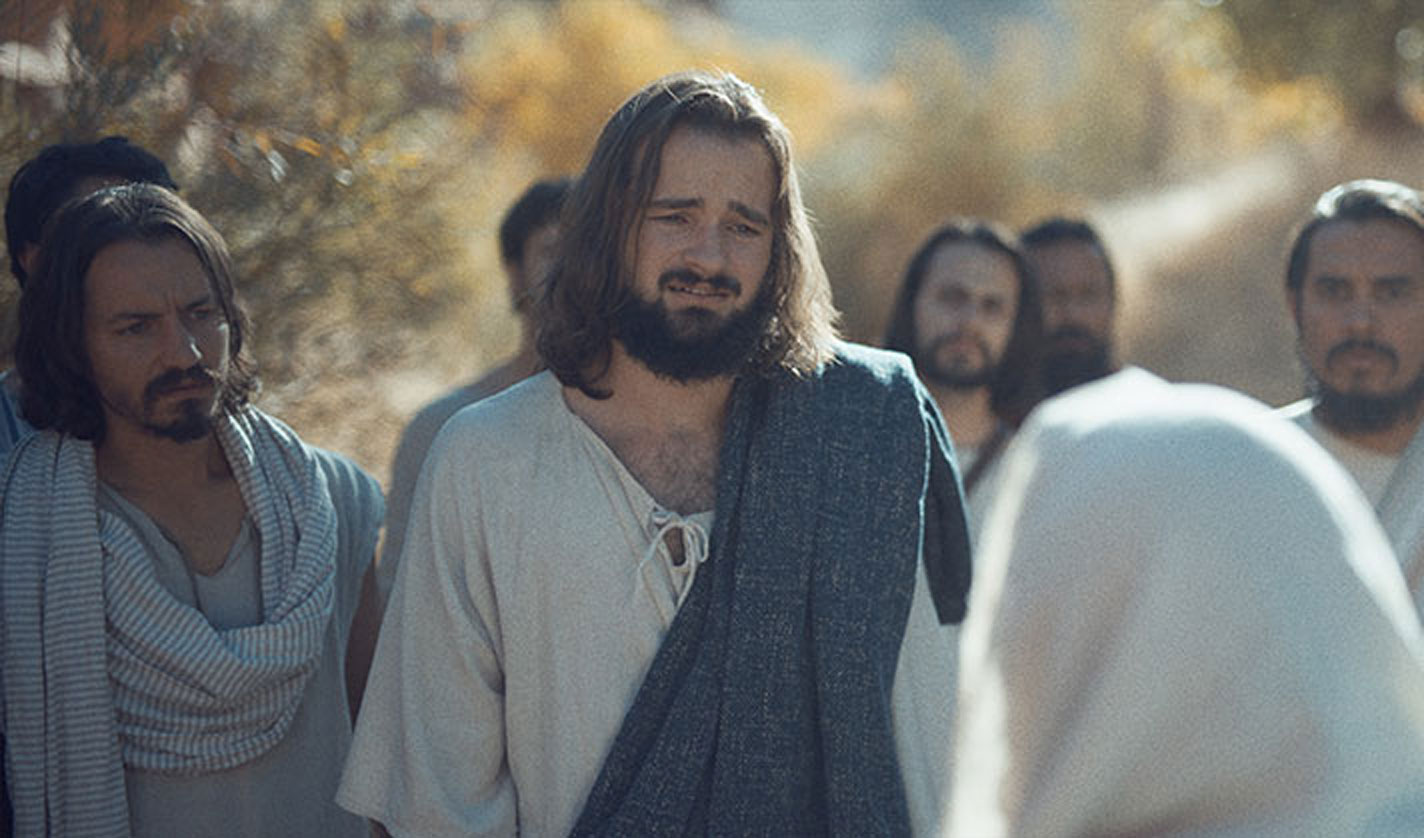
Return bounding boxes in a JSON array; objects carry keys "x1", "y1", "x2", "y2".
[
  {"x1": 1309, "y1": 339, "x2": 1424, "y2": 435},
  {"x1": 140, "y1": 364, "x2": 223, "y2": 442},
  {"x1": 1041, "y1": 326, "x2": 1112, "y2": 395},
  {"x1": 915, "y1": 333, "x2": 998, "y2": 391},
  {"x1": 611, "y1": 269, "x2": 776, "y2": 383}
]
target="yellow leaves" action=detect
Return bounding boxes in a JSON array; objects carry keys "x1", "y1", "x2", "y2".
[{"x1": 458, "y1": 0, "x2": 864, "y2": 173}]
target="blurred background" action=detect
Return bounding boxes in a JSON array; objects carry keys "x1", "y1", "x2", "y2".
[{"x1": 3, "y1": 0, "x2": 1423, "y2": 480}]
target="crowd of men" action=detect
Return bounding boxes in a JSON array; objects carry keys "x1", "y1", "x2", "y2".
[{"x1": 0, "y1": 69, "x2": 1421, "y2": 836}]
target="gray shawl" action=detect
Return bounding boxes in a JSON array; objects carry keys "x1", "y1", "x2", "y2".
[{"x1": 571, "y1": 343, "x2": 971, "y2": 837}]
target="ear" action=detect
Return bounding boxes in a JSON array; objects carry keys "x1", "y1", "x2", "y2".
[{"x1": 17, "y1": 242, "x2": 39, "y2": 281}]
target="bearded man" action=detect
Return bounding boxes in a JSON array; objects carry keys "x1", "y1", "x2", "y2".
[
  {"x1": 1277, "y1": 179, "x2": 1424, "y2": 605},
  {"x1": 884, "y1": 219, "x2": 1042, "y2": 539},
  {"x1": 0, "y1": 184, "x2": 383, "y2": 837},
  {"x1": 339, "y1": 70, "x2": 971, "y2": 837}
]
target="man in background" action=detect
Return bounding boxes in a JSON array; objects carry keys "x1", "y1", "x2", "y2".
[
  {"x1": 2, "y1": 136, "x2": 178, "y2": 461},
  {"x1": 1277, "y1": 179, "x2": 1424, "y2": 603},
  {"x1": 884, "y1": 218, "x2": 1042, "y2": 539},
  {"x1": 379, "y1": 176, "x2": 570, "y2": 601},
  {"x1": 1021, "y1": 217, "x2": 1119, "y2": 397}
]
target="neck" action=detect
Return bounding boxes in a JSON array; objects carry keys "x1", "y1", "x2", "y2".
[
  {"x1": 566, "y1": 341, "x2": 734, "y2": 438},
  {"x1": 95, "y1": 423, "x2": 231, "y2": 495},
  {"x1": 929, "y1": 383, "x2": 998, "y2": 449},
  {"x1": 1315, "y1": 402, "x2": 1423, "y2": 456}
]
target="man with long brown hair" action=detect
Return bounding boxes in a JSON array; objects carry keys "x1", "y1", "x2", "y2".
[
  {"x1": 340, "y1": 70, "x2": 971, "y2": 836},
  {"x1": 0, "y1": 184, "x2": 384, "y2": 836}
]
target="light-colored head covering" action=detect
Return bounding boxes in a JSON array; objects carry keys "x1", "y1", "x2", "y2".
[{"x1": 951, "y1": 368, "x2": 1424, "y2": 837}]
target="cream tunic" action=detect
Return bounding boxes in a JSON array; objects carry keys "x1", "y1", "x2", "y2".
[{"x1": 339, "y1": 371, "x2": 958, "y2": 837}]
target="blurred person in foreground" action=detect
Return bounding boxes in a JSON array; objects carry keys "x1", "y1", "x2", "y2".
[
  {"x1": 2, "y1": 136, "x2": 178, "y2": 463},
  {"x1": 1277, "y1": 179, "x2": 1424, "y2": 604},
  {"x1": 380, "y1": 176, "x2": 571, "y2": 604},
  {"x1": 884, "y1": 219, "x2": 1042, "y2": 542},
  {"x1": 0, "y1": 184, "x2": 384, "y2": 837},
  {"x1": 339, "y1": 69, "x2": 971, "y2": 836},
  {"x1": 950, "y1": 368, "x2": 1424, "y2": 837},
  {"x1": 1021, "y1": 217, "x2": 1119, "y2": 398}
]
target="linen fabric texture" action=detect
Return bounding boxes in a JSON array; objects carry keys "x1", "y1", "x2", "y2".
[{"x1": 950, "y1": 369, "x2": 1424, "y2": 837}]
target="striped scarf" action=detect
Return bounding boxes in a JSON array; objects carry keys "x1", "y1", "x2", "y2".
[{"x1": 1, "y1": 407, "x2": 338, "y2": 838}]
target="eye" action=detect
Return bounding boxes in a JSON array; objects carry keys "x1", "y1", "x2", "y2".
[
  {"x1": 1376, "y1": 279, "x2": 1416, "y2": 302},
  {"x1": 1313, "y1": 277, "x2": 1350, "y2": 302},
  {"x1": 650, "y1": 212, "x2": 688, "y2": 226},
  {"x1": 728, "y1": 221, "x2": 762, "y2": 238},
  {"x1": 118, "y1": 320, "x2": 151, "y2": 336}
]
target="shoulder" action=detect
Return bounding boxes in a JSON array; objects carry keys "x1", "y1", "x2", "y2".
[
  {"x1": 421, "y1": 371, "x2": 567, "y2": 481},
  {"x1": 243, "y1": 407, "x2": 385, "y2": 530},
  {"x1": 1275, "y1": 397, "x2": 1315, "y2": 426}
]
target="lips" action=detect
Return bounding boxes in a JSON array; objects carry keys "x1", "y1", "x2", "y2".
[{"x1": 658, "y1": 269, "x2": 741, "y2": 301}]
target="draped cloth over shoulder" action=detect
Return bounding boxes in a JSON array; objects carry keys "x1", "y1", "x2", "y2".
[
  {"x1": 1, "y1": 408, "x2": 339, "y2": 838},
  {"x1": 1380, "y1": 421, "x2": 1424, "y2": 604},
  {"x1": 571, "y1": 345, "x2": 972, "y2": 837}
]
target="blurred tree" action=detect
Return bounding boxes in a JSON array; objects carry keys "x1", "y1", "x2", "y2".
[{"x1": 1206, "y1": 0, "x2": 1424, "y2": 131}]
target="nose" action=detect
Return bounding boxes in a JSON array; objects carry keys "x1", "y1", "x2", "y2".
[
  {"x1": 1343, "y1": 298, "x2": 1377, "y2": 336},
  {"x1": 164, "y1": 321, "x2": 203, "y2": 366},
  {"x1": 681, "y1": 221, "x2": 728, "y2": 278}
]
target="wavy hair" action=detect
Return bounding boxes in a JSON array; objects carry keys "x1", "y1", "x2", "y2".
[
  {"x1": 16, "y1": 183, "x2": 258, "y2": 443},
  {"x1": 537, "y1": 70, "x2": 839, "y2": 397},
  {"x1": 883, "y1": 218, "x2": 1043, "y2": 420}
]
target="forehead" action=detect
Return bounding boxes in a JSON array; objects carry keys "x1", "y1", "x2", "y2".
[
  {"x1": 1028, "y1": 239, "x2": 1111, "y2": 291},
  {"x1": 649, "y1": 126, "x2": 775, "y2": 210},
  {"x1": 85, "y1": 236, "x2": 213, "y2": 315},
  {"x1": 1305, "y1": 218, "x2": 1424, "y2": 279},
  {"x1": 921, "y1": 241, "x2": 1019, "y2": 298}
]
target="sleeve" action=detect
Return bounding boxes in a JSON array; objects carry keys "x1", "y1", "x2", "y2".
[
  {"x1": 310, "y1": 446, "x2": 384, "y2": 625},
  {"x1": 919, "y1": 382, "x2": 973, "y2": 625},
  {"x1": 336, "y1": 421, "x2": 517, "y2": 838},
  {"x1": 890, "y1": 558, "x2": 959, "y2": 837}
]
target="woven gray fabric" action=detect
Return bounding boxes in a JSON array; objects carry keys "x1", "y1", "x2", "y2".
[
  {"x1": 1, "y1": 407, "x2": 338, "y2": 837},
  {"x1": 571, "y1": 343, "x2": 971, "y2": 837}
]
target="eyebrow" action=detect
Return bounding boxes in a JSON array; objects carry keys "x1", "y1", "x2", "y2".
[
  {"x1": 103, "y1": 293, "x2": 215, "y2": 324},
  {"x1": 648, "y1": 196, "x2": 771, "y2": 227}
]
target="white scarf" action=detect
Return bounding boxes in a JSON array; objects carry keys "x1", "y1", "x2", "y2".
[
  {"x1": 1379, "y1": 421, "x2": 1424, "y2": 604},
  {"x1": 1, "y1": 407, "x2": 337, "y2": 837}
]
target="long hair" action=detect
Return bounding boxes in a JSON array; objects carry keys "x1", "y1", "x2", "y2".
[
  {"x1": 16, "y1": 183, "x2": 258, "y2": 443},
  {"x1": 883, "y1": 219, "x2": 1043, "y2": 420},
  {"x1": 537, "y1": 70, "x2": 840, "y2": 397},
  {"x1": 1286, "y1": 179, "x2": 1424, "y2": 296}
]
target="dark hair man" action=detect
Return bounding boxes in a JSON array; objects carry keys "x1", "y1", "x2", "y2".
[
  {"x1": 0, "y1": 184, "x2": 384, "y2": 837},
  {"x1": 1, "y1": 136, "x2": 179, "y2": 461},
  {"x1": 885, "y1": 219, "x2": 1042, "y2": 540},
  {"x1": 950, "y1": 369, "x2": 1424, "y2": 836},
  {"x1": 1277, "y1": 179, "x2": 1424, "y2": 594},
  {"x1": 379, "y1": 176, "x2": 571, "y2": 603},
  {"x1": 1021, "y1": 217, "x2": 1119, "y2": 396},
  {"x1": 339, "y1": 70, "x2": 972, "y2": 836}
]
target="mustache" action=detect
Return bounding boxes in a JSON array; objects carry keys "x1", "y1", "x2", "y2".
[
  {"x1": 1326, "y1": 339, "x2": 1397, "y2": 367},
  {"x1": 143, "y1": 365, "x2": 216, "y2": 404},
  {"x1": 658, "y1": 269, "x2": 741, "y2": 295},
  {"x1": 928, "y1": 331, "x2": 991, "y2": 359}
]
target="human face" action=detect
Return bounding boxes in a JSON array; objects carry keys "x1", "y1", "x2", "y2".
[
  {"x1": 1029, "y1": 239, "x2": 1115, "y2": 391},
  {"x1": 615, "y1": 125, "x2": 776, "y2": 380},
  {"x1": 84, "y1": 237, "x2": 232, "y2": 445},
  {"x1": 911, "y1": 241, "x2": 1019, "y2": 390},
  {"x1": 1291, "y1": 218, "x2": 1424, "y2": 430}
]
